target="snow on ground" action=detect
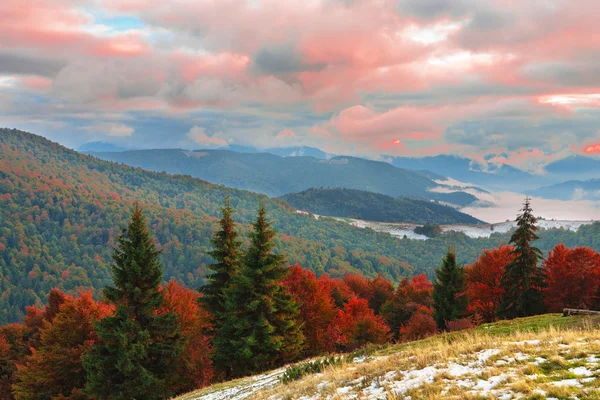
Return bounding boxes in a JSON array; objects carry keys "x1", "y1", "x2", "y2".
[
  {"x1": 281, "y1": 340, "x2": 599, "y2": 399},
  {"x1": 187, "y1": 368, "x2": 286, "y2": 400},
  {"x1": 181, "y1": 334, "x2": 600, "y2": 400}
]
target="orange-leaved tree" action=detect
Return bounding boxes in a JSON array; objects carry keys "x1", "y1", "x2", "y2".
[
  {"x1": 381, "y1": 274, "x2": 433, "y2": 338},
  {"x1": 465, "y1": 245, "x2": 513, "y2": 322},
  {"x1": 160, "y1": 281, "x2": 214, "y2": 391},
  {"x1": 326, "y1": 297, "x2": 390, "y2": 352},
  {"x1": 283, "y1": 265, "x2": 337, "y2": 356},
  {"x1": 543, "y1": 245, "x2": 600, "y2": 312},
  {"x1": 12, "y1": 291, "x2": 113, "y2": 400}
]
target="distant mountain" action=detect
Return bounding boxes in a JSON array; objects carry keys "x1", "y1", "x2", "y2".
[
  {"x1": 89, "y1": 149, "x2": 478, "y2": 206},
  {"x1": 543, "y1": 156, "x2": 600, "y2": 180},
  {"x1": 390, "y1": 155, "x2": 538, "y2": 191},
  {"x1": 77, "y1": 141, "x2": 129, "y2": 153},
  {"x1": 528, "y1": 179, "x2": 600, "y2": 201},
  {"x1": 265, "y1": 146, "x2": 328, "y2": 159},
  {"x1": 281, "y1": 188, "x2": 483, "y2": 224},
  {"x1": 226, "y1": 145, "x2": 329, "y2": 159}
]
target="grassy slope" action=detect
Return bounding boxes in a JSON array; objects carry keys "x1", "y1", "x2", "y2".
[{"x1": 177, "y1": 314, "x2": 600, "y2": 399}]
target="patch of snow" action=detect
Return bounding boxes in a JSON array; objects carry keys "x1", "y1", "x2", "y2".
[
  {"x1": 550, "y1": 379, "x2": 583, "y2": 387},
  {"x1": 192, "y1": 368, "x2": 285, "y2": 400},
  {"x1": 533, "y1": 357, "x2": 547, "y2": 365},
  {"x1": 569, "y1": 366, "x2": 594, "y2": 377},
  {"x1": 476, "y1": 349, "x2": 501, "y2": 364},
  {"x1": 474, "y1": 374, "x2": 507, "y2": 390},
  {"x1": 447, "y1": 363, "x2": 478, "y2": 376},
  {"x1": 337, "y1": 386, "x2": 352, "y2": 394},
  {"x1": 390, "y1": 366, "x2": 439, "y2": 393}
]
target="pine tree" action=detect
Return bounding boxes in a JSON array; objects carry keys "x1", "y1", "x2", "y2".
[
  {"x1": 202, "y1": 197, "x2": 242, "y2": 317},
  {"x1": 83, "y1": 203, "x2": 183, "y2": 400},
  {"x1": 222, "y1": 205, "x2": 304, "y2": 378},
  {"x1": 498, "y1": 197, "x2": 546, "y2": 319},
  {"x1": 432, "y1": 248, "x2": 468, "y2": 330},
  {"x1": 200, "y1": 197, "x2": 242, "y2": 377}
]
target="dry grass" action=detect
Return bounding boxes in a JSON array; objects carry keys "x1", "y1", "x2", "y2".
[{"x1": 176, "y1": 314, "x2": 600, "y2": 400}]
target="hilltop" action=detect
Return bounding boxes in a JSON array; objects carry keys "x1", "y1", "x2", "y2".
[
  {"x1": 281, "y1": 188, "x2": 483, "y2": 224},
  {"x1": 177, "y1": 314, "x2": 600, "y2": 400}
]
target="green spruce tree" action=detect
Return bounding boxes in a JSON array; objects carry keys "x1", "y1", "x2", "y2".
[
  {"x1": 498, "y1": 197, "x2": 546, "y2": 319},
  {"x1": 223, "y1": 204, "x2": 304, "y2": 378},
  {"x1": 83, "y1": 203, "x2": 183, "y2": 399},
  {"x1": 433, "y1": 247, "x2": 468, "y2": 330},
  {"x1": 201, "y1": 196, "x2": 243, "y2": 377}
]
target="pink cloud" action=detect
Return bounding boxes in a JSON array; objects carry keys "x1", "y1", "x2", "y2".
[
  {"x1": 584, "y1": 144, "x2": 600, "y2": 154},
  {"x1": 187, "y1": 126, "x2": 228, "y2": 147},
  {"x1": 20, "y1": 76, "x2": 52, "y2": 91},
  {"x1": 175, "y1": 52, "x2": 250, "y2": 84},
  {"x1": 330, "y1": 105, "x2": 442, "y2": 142},
  {"x1": 276, "y1": 129, "x2": 295, "y2": 139},
  {"x1": 4, "y1": 0, "x2": 600, "y2": 162}
]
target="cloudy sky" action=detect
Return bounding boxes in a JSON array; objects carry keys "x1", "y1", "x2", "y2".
[{"x1": 2, "y1": 0, "x2": 600, "y2": 172}]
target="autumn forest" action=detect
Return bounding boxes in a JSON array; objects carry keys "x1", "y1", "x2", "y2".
[{"x1": 2, "y1": 129, "x2": 600, "y2": 399}]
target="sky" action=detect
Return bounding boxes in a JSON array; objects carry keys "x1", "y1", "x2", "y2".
[{"x1": 2, "y1": 0, "x2": 600, "y2": 173}]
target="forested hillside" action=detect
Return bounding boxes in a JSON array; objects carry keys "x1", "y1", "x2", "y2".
[
  {"x1": 281, "y1": 188, "x2": 483, "y2": 224},
  {"x1": 2, "y1": 129, "x2": 600, "y2": 323},
  {"x1": 89, "y1": 148, "x2": 477, "y2": 206}
]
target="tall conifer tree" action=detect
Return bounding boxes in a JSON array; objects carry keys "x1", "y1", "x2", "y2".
[
  {"x1": 432, "y1": 248, "x2": 468, "y2": 330},
  {"x1": 498, "y1": 197, "x2": 546, "y2": 319},
  {"x1": 202, "y1": 196, "x2": 242, "y2": 318},
  {"x1": 83, "y1": 203, "x2": 182, "y2": 400},
  {"x1": 223, "y1": 205, "x2": 304, "y2": 377},
  {"x1": 201, "y1": 197, "x2": 242, "y2": 377}
]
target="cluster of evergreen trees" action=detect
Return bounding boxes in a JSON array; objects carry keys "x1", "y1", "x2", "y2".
[
  {"x1": 81, "y1": 200, "x2": 305, "y2": 397},
  {"x1": 432, "y1": 197, "x2": 550, "y2": 328},
  {"x1": 201, "y1": 199, "x2": 303, "y2": 378}
]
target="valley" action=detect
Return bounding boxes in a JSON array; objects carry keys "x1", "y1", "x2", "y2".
[{"x1": 335, "y1": 217, "x2": 596, "y2": 241}]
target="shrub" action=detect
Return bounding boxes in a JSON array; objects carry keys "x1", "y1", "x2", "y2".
[{"x1": 445, "y1": 317, "x2": 474, "y2": 332}]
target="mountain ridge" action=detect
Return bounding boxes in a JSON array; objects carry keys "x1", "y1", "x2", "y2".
[{"x1": 88, "y1": 148, "x2": 478, "y2": 206}]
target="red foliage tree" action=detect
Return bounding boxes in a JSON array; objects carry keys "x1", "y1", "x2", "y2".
[
  {"x1": 283, "y1": 266, "x2": 337, "y2": 356},
  {"x1": 0, "y1": 301, "x2": 56, "y2": 400},
  {"x1": 368, "y1": 275, "x2": 394, "y2": 315},
  {"x1": 0, "y1": 334, "x2": 12, "y2": 400},
  {"x1": 465, "y1": 245, "x2": 513, "y2": 322},
  {"x1": 319, "y1": 274, "x2": 354, "y2": 308},
  {"x1": 342, "y1": 273, "x2": 372, "y2": 301},
  {"x1": 543, "y1": 245, "x2": 600, "y2": 312},
  {"x1": 44, "y1": 289, "x2": 70, "y2": 323},
  {"x1": 399, "y1": 305, "x2": 437, "y2": 342},
  {"x1": 327, "y1": 297, "x2": 390, "y2": 351},
  {"x1": 381, "y1": 274, "x2": 433, "y2": 337},
  {"x1": 160, "y1": 282, "x2": 214, "y2": 391},
  {"x1": 12, "y1": 291, "x2": 113, "y2": 400}
]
